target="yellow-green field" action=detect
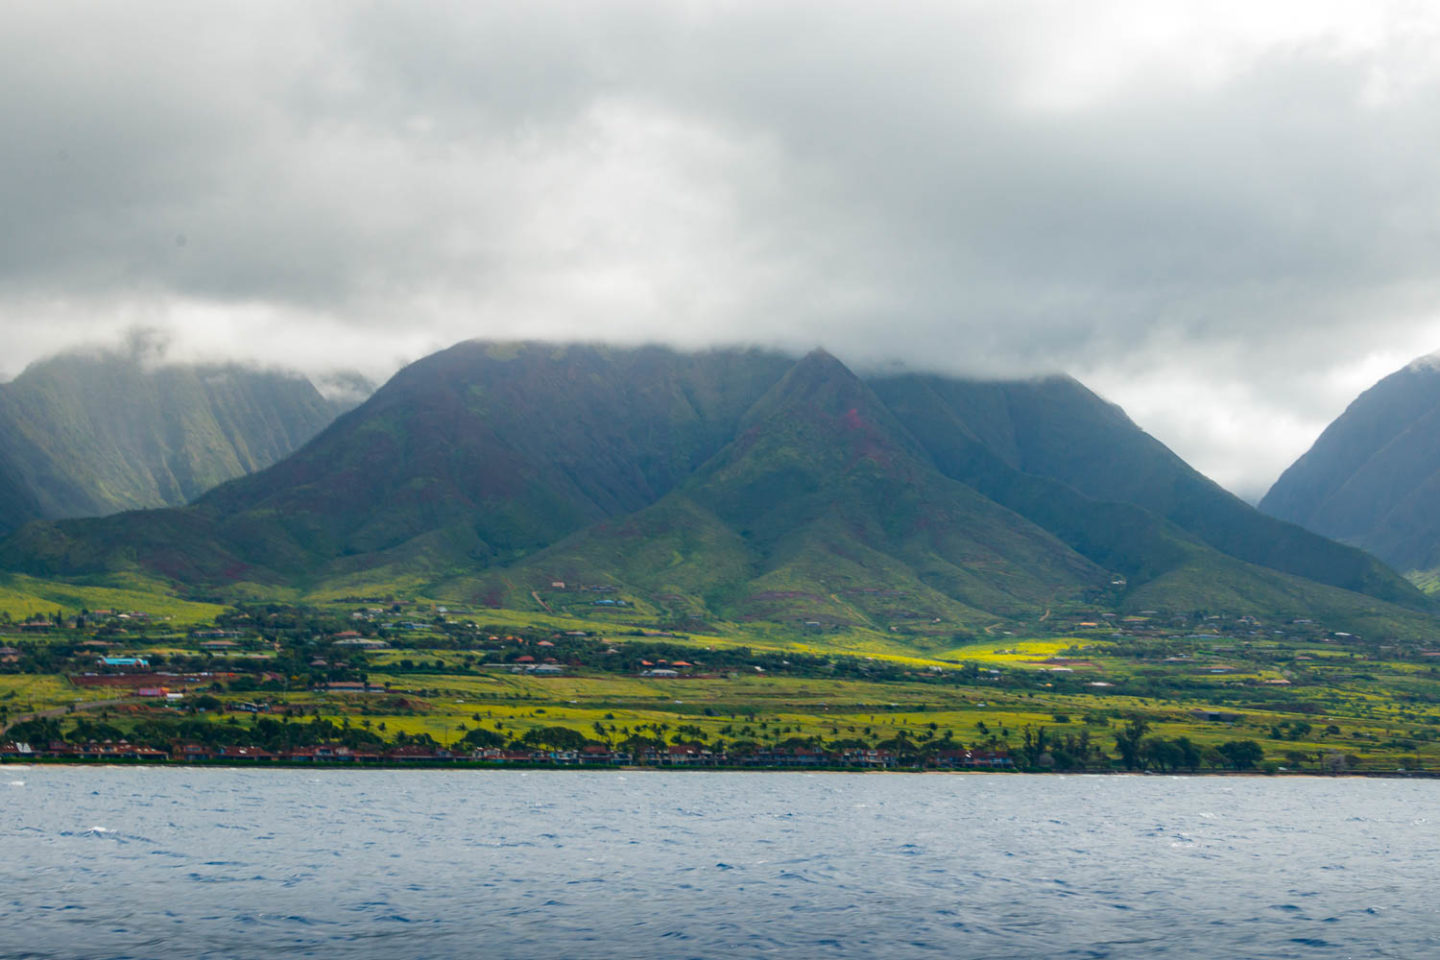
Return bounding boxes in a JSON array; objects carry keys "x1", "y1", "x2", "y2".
[{"x1": 0, "y1": 573, "x2": 226, "y2": 625}]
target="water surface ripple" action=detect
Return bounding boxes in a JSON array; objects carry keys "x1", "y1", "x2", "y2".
[{"x1": 2, "y1": 768, "x2": 1436, "y2": 958}]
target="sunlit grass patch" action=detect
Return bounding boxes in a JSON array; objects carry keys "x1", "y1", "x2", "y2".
[{"x1": 0, "y1": 573, "x2": 227, "y2": 625}]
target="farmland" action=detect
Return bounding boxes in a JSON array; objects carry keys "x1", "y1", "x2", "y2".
[{"x1": 3, "y1": 594, "x2": 1440, "y2": 773}]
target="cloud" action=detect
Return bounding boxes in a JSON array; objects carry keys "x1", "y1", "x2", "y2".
[{"x1": 3, "y1": 1, "x2": 1439, "y2": 497}]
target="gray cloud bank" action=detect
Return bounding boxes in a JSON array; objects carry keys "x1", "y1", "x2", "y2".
[{"x1": 3, "y1": 1, "x2": 1439, "y2": 499}]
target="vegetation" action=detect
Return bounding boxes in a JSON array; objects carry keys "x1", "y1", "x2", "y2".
[
  {"x1": 0, "y1": 343, "x2": 1430, "y2": 644},
  {"x1": 0, "y1": 347, "x2": 347, "y2": 535},
  {"x1": 1260, "y1": 356, "x2": 1440, "y2": 581},
  {"x1": 2, "y1": 342, "x2": 1439, "y2": 775},
  {"x1": 4, "y1": 595, "x2": 1440, "y2": 775}
]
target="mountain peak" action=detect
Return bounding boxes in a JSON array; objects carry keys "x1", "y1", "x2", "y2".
[
  {"x1": 1406, "y1": 351, "x2": 1440, "y2": 374},
  {"x1": 743, "y1": 347, "x2": 877, "y2": 422},
  {"x1": 730, "y1": 346, "x2": 930, "y2": 474},
  {"x1": 786, "y1": 346, "x2": 853, "y2": 381}
]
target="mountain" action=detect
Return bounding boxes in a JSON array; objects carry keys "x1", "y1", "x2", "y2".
[
  {"x1": 0, "y1": 350, "x2": 352, "y2": 534},
  {"x1": 0, "y1": 341, "x2": 1429, "y2": 637},
  {"x1": 477, "y1": 350, "x2": 1105, "y2": 626},
  {"x1": 1260, "y1": 355, "x2": 1440, "y2": 580},
  {"x1": 0, "y1": 342, "x2": 796, "y2": 585},
  {"x1": 0, "y1": 447, "x2": 43, "y2": 536},
  {"x1": 870, "y1": 374, "x2": 1421, "y2": 608}
]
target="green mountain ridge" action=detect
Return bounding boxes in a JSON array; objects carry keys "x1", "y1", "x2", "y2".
[
  {"x1": 0, "y1": 350, "x2": 352, "y2": 533},
  {"x1": 474, "y1": 350, "x2": 1105, "y2": 627},
  {"x1": 1260, "y1": 356, "x2": 1440, "y2": 580},
  {"x1": 1, "y1": 341, "x2": 1431, "y2": 641},
  {"x1": 873, "y1": 374, "x2": 1422, "y2": 607}
]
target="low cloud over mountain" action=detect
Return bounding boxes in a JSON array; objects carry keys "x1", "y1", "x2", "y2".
[{"x1": 4, "y1": 3, "x2": 1440, "y2": 497}]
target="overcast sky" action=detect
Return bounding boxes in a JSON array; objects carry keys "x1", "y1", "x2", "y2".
[{"x1": 4, "y1": 1, "x2": 1440, "y2": 499}]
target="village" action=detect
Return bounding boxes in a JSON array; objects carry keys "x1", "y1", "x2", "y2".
[
  {"x1": 3, "y1": 595, "x2": 1439, "y2": 774},
  {"x1": 0, "y1": 735, "x2": 1014, "y2": 770}
]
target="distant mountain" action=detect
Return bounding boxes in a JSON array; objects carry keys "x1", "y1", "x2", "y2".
[
  {"x1": 0, "y1": 350, "x2": 354, "y2": 534},
  {"x1": 0, "y1": 341, "x2": 1428, "y2": 637},
  {"x1": 1260, "y1": 355, "x2": 1440, "y2": 580}
]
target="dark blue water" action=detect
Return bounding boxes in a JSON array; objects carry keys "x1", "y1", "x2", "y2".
[{"x1": 2, "y1": 768, "x2": 1437, "y2": 959}]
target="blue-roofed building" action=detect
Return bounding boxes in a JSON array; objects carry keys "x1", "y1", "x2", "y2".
[{"x1": 99, "y1": 656, "x2": 149, "y2": 669}]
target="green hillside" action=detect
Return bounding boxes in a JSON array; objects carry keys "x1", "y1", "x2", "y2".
[
  {"x1": 0, "y1": 350, "x2": 347, "y2": 533},
  {"x1": 870, "y1": 374, "x2": 1427, "y2": 609},
  {"x1": 466, "y1": 351, "x2": 1105, "y2": 632},
  {"x1": 1, "y1": 340, "x2": 1433, "y2": 645},
  {"x1": 1261, "y1": 357, "x2": 1440, "y2": 580},
  {"x1": 0, "y1": 343, "x2": 794, "y2": 585}
]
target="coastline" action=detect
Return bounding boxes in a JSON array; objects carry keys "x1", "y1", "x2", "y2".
[{"x1": 4, "y1": 759, "x2": 1432, "y2": 777}]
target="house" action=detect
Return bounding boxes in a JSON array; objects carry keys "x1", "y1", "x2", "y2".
[
  {"x1": 963, "y1": 750, "x2": 1013, "y2": 768},
  {"x1": 840, "y1": 748, "x2": 895, "y2": 768},
  {"x1": 641, "y1": 668, "x2": 679, "y2": 678},
  {"x1": 474, "y1": 748, "x2": 540, "y2": 763},
  {"x1": 384, "y1": 745, "x2": 454, "y2": 761},
  {"x1": 99, "y1": 656, "x2": 149, "y2": 669},
  {"x1": 322, "y1": 681, "x2": 383, "y2": 694},
  {"x1": 664, "y1": 744, "x2": 708, "y2": 765},
  {"x1": 745, "y1": 747, "x2": 827, "y2": 767},
  {"x1": 580, "y1": 745, "x2": 615, "y2": 764}
]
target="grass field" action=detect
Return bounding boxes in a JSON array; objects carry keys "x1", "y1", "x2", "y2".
[{"x1": 0, "y1": 573, "x2": 226, "y2": 625}]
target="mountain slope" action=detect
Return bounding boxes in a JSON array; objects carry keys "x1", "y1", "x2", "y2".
[
  {"x1": 0, "y1": 342, "x2": 795, "y2": 584},
  {"x1": 1260, "y1": 356, "x2": 1440, "y2": 577},
  {"x1": 480, "y1": 350, "x2": 1106, "y2": 628},
  {"x1": 0, "y1": 446, "x2": 43, "y2": 536},
  {"x1": 871, "y1": 373, "x2": 1425, "y2": 608},
  {"x1": 0, "y1": 341, "x2": 1430, "y2": 638},
  {"x1": 0, "y1": 350, "x2": 348, "y2": 532}
]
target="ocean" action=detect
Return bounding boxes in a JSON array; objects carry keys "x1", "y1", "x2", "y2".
[{"x1": 3, "y1": 767, "x2": 1436, "y2": 958}]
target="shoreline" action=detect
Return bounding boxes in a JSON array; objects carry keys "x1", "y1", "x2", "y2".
[{"x1": 3, "y1": 759, "x2": 1433, "y2": 778}]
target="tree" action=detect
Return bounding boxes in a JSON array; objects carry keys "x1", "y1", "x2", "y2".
[
  {"x1": 461, "y1": 727, "x2": 506, "y2": 749},
  {"x1": 6, "y1": 717, "x2": 62, "y2": 743},
  {"x1": 1114, "y1": 718, "x2": 1150, "y2": 770},
  {"x1": 1174, "y1": 737, "x2": 1201, "y2": 771},
  {"x1": 520, "y1": 726, "x2": 588, "y2": 751},
  {"x1": 1020, "y1": 725, "x2": 1050, "y2": 769},
  {"x1": 1141, "y1": 737, "x2": 1182, "y2": 772},
  {"x1": 1217, "y1": 740, "x2": 1264, "y2": 770},
  {"x1": 1321, "y1": 750, "x2": 1350, "y2": 775}
]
